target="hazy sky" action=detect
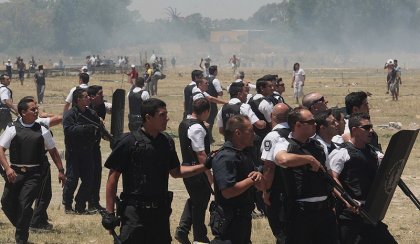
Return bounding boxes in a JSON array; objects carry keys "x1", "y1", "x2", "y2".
[{"x1": 129, "y1": 0, "x2": 281, "y2": 21}]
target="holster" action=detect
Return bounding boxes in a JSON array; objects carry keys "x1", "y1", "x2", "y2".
[{"x1": 208, "y1": 201, "x2": 234, "y2": 236}]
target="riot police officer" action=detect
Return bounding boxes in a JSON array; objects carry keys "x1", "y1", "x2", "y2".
[
  {"x1": 102, "y1": 98, "x2": 211, "y2": 243},
  {"x1": 210, "y1": 115, "x2": 264, "y2": 243},
  {"x1": 175, "y1": 98, "x2": 213, "y2": 244},
  {"x1": 0, "y1": 96, "x2": 65, "y2": 243},
  {"x1": 0, "y1": 74, "x2": 17, "y2": 132},
  {"x1": 127, "y1": 77, "x2": 150, "y2": 132},
  {"x1": 273, "y1": 108, "x2": 338, "y2": 244},
  {"x1": 62, "y1": 88, "x2": 101, "y2": 214}
]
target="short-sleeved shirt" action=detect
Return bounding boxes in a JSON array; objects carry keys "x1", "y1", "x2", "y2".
[
  {"x1": 216, "y1": 98, "x2": 260, "y2": 128},
  {"x1": 0, "y1": 86, "x2": 11, "y2": 104},
  {"x1": 273, "y1": 133, "x2": 330, "y2": 169},
  {"x1": 314, "y1": 135, "x2": 333, "y2": 170},
  {"x1": 187, "y1": 116, "x2": 207, "y2": 152},
  {"x1": 293, "y1": 68, "x2": 305, "y2": 84},
  {"x1": 260, "y1": 123, "x2": 289, "y2": 162},
  {"x1": 104, "y1": 131, "x2": 180, "y2": 195},
  {"x1": 212, "y1": 141, "x2": 256, "y2": 208},
  {"x1": 329, "y1": 143, "x2": 383, "y2": 175},
  {"x1": 0, "y1": 118, "x2": 55, "y2": 151},
  {"x1": 192, "y1": 86, "x2": 210, "y2": 101},
  {"x1": 258, "y1": 98, "x2": 274, "y2": 122},
  {"x1": 65, "y1": 83, "x2": 89, "y2": 104},
  {"x1": 34, "y1": 70, "x2": 46, "y2": 86},
  {"x1": 212, "y1": 78, "x2": 223, "y2": 93}
]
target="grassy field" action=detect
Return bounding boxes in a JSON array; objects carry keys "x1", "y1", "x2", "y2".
[{"x1": 0, "y1": 66, "x2": 419, "y2": 243}]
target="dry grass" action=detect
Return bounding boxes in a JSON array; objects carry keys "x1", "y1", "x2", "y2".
[{"x1": 0, "y1": 66, "x2": 419, "y2": 243}]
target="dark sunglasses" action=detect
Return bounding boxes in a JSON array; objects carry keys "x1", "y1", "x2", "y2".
[
  {"x1": 310, "y1": 96, "x2": 325, "y2": 107},
  {"x1": 357, "y1": 124, "x2": 373, "y2": 131},
  {"x1": 299, "y1": 119, "x2": 316, "y2": 125}
]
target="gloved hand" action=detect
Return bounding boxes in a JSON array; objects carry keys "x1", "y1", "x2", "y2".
[{"x1": 101, "y1": 212, "x2": 120, "y2": 230}]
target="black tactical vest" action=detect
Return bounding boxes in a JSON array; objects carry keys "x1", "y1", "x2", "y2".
[
  {"x1": 186, "y1": 90, "x2": 204, "y2": 115},
  {"x1": 339, "y1": 142, "x2": 378, "y2": 201},
  {"x1": 128, "y1": 90, "x2": 144, "y2": 115},
  {"x1": 207, "y1": 76, "x2": 218, "y2": 97},
  {"x1": 221, "y1": 102, "x2": 241, "y2": 129},
  {"x1": 282, "y1": 138, "x2": 332, "y2": 200},
  {"x1": 178, "y1": 118, "x2": 210, "y2": 164},
  {"x1": 183, "y1": 84, "x2": 196, "y2": 116},
  {"x1": 90, "y1": 102, "x2": 106, "y2": 120},
  {"x1": 247, "y1": 95, "x2": 271, "y2": 137},
  {"x1": 270, "y1": 128, "x2": 291, "y2": 196},
  {"x1": 122, "y1": 131, "x2": 174, "y2": 199},
  {"x1": 9, "y1": 121, "x2": 45, "y2": 166}
]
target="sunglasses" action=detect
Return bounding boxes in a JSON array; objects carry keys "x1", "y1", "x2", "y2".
[
  {"x1": 299, "y1": 119, "x2": 316, "y2": 125},
  {"x1": 310, "y1": 96, "x2": 325, "y2": 107},
  {"x1": 357, "y1": 124, "x2": 373, "y2": 131}
]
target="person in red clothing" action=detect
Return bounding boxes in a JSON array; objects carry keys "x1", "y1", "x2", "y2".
[{"x1": 126, "y1": 64, "x2": 139, "y2": 86}]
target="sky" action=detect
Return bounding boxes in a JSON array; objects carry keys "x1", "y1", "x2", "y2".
[{"x1": 128, "y1": 0, "x2": 281, "y2": 21}]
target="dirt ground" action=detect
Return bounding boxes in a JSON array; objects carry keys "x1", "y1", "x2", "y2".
[{"x1": 0, "y1": 66, "x2": 418, "y2": 243}]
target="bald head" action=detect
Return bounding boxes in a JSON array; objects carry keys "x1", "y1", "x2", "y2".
[
  {"x1": 302, "y1": 92, "x2": 328, "y2": 115},
  {"x1": 271, "y1": 103, "x2": 290, "y2": 125}
]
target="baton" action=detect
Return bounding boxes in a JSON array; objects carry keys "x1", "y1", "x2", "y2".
[
  {"x1": 398, "y1": 179, "x2": 420, "y2": 210},
  {"x1": 320, "y1": 171, "x2": 377, "y2": 226}
]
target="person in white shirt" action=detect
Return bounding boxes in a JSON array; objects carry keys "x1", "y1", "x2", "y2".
[
  {"x1": 314, "y1": 109, "x2": 340, "y2": 170},
  {"x1": 63, "y1": 73, "x2": 90, "y2": 113},
  {"x1": 291, "y1": 62, "x2": 305, "y2": 104}
]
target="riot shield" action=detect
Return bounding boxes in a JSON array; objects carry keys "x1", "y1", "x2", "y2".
[
  {"x1": 111, "y1": 89, "x2": 125, "y2": 141},
  {"x1": 365, "y1": 129, "x2": 419, "y2": 222}
]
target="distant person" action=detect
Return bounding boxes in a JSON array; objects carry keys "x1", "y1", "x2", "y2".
[
  {"x1": 206, "y1": 65, "x2": 223, "y2": 143},
  {"x1": 16, "y1": 58, "x2": 26, "y2": 85},
  {"x1": 394, "y1": 59, "x2": 402, "y2": 97},
  {"x1": 384, "y1": 59, "x2": 400, "y2": 101},
  {"x1": 144, "y1": 63, "x2": 153, "y2": 95},
  {"x1": 291, "y1": 62, "x2": 305, "y2": 104},
  {"x1": 126, "y1": 64, "x2": 138, "y2": 87},
  {"x1": 229, "y1": 54, "x2": 240, "y2": 74},
  {"x1": 199, "y1": 56, "x2": 211, "y2": 77},
  {"x1": 0, "y1": 74, "x2": 18, "y2": 132},
  {"x1": 171, "y1": 57, "x2": 176, "y2": 69},
  {"x1": 127, "y1": 77, "x2": 150, "y2": 132},
  {"x1": 34, "y1": 65, "x2": 46, "y2": 104},
  {"x1": 5, "y1": 59, "x2": 12, "y2": 79}
]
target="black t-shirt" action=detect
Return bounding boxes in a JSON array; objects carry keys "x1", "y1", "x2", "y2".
[
  {"x1": 104, "y1": 131, "x2": 180, "y2": 197},
  {"x1": 212, "y1": 141, "x2": 256, "y2": 209}
]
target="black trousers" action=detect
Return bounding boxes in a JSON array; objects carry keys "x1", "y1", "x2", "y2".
[
  {"x1": 88, "y1": 146, "x2": 102, "y2": 207},
  {"x1": 120, "y1": 205, "x2": 172, "y2": 243},
  {"x1": 0, "y1": 110, "x2": 12, "y2": 131},
  {"x1": 62, "y1": 150, "x2": 94, "y2": 210},
  {"x1": 338, "y1": 214, "x2": 397, "y2": 244},
  {"x1": 177, "y1": 173, "x2": 211, "y2": 242},
  {"x1": 36, "y1": 84, "x2": 45, "y2": 103},
  {"x1": 211, "y1": 212, "x2": 252, "y2": 244},
  {"x1": 287, "y1": 208, "x2": 339, "y2": 244},
  {"x1": 265, "y1": 196, "x2": 287, "y2": 244},
  {"x1": 206, "y1": 102, "x2": 218, "y2": 142},
  {"x1": 31, "y1": 164, "x2": 52, "y2": 227},
  {"x1": 1, "y1": 170, "x2": 41, "y2": 244}
]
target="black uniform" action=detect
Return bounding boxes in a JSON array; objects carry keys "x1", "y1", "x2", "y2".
[
  {"x1": 88, "y1": 102, "x2": 107, "y2": 210},
  {"x1": 183, "y1": 82, "x2": 196, "y2": 119},
  {"x1": 127, "y1": 88, "x2": 145, "y2": 132},
  {"x1": 176, "y1": 118, "x2": 212, "y2": 242},
  {"x1": 210, "y1": 141, "x2": 256, "y2": 244},
  {"x1": 206, "y1": 75, "x2": 219, "y2": 143},
  {"x1": 281, "y1": 138, "x2": 338, "y2": 244},
  {"x1": 104, "y1": 129, "x2": 179, "y2": 243},
  {"x1": 0, "y1": 85, "x2": 13, "y2": 131},
  {"x1": 62, "y1": 106, "x2": 101, "y2": 212},
  {"x1": 334, "y1": 142, "x2": 397, "y2": 244},
  {"x1": 1, "y1": 121, "x2": 50, "y2": 243}
]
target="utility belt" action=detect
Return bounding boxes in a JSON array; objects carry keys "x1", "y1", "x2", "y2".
[
  {"x1": 209, "y1": 201, "x2": 253, "y2": 236},
  {"x1": 295, "y1": 197, "x2": 334, "y2": 212},
  {"x1": 119, "y1": 191, "x2": 173, "y2": 210},
  {"x1": 11, "y1": 164, "x2": 41, "y2": 174}
]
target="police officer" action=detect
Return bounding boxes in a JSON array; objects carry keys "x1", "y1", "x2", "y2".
[
  {"x1": 175, "y1": 98, "x2": 213, "y2": 244},
  {"x1": 86, "y1": 85, "x2": 109, "y2": 212},
  {"x1": 0, "y1": 96, "x2": 65, "y2": 243},
  {"x1": 314, "y1": 110, "x2": 340, "y2": 159},
  {"x1": 273, "y1": 108, "x2": 338, "y2": 244},
  {"x1": 302, "y1": 92, "x2": 329, "y2": 116},
  {"x1": 190, "y1": 70, "x2": 226, "y2": 115},
  {"x1": 127, "y1": 77, "x2": 150, "y2": 132},
  {"x1": 183, "y1": 70, "x2": 199, "y2": 119},
  {"x1": 0, "y1": 74, "x2": 18, "y2": 132},
  {"x1": 210, "y1": 115, "x2": 264, "y2": 243},
  {"x1": 63, "y1": 72, "x2": 90, "y2": 113},
  {"x1": 62, "y1": 88, "x2": 101, "y2": 214},
  {"x1": 329, "y1": 113, "x2": 397, "y2": 243},
  {"x1": 216, "y1": 81, "x2": 265, "y2": 136},
  {"x1": 273, "y1": 77, "x2": 287, "y2": 104},
  {"x1": 260, "y1": 103, "x2": 291, "y2": 244},
  {"x1": 102, "y1": 98, "x2": 211, "y2": 243},
  {"x1": 206, "y1": 65, "x2": 223, "y2": 143}
]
